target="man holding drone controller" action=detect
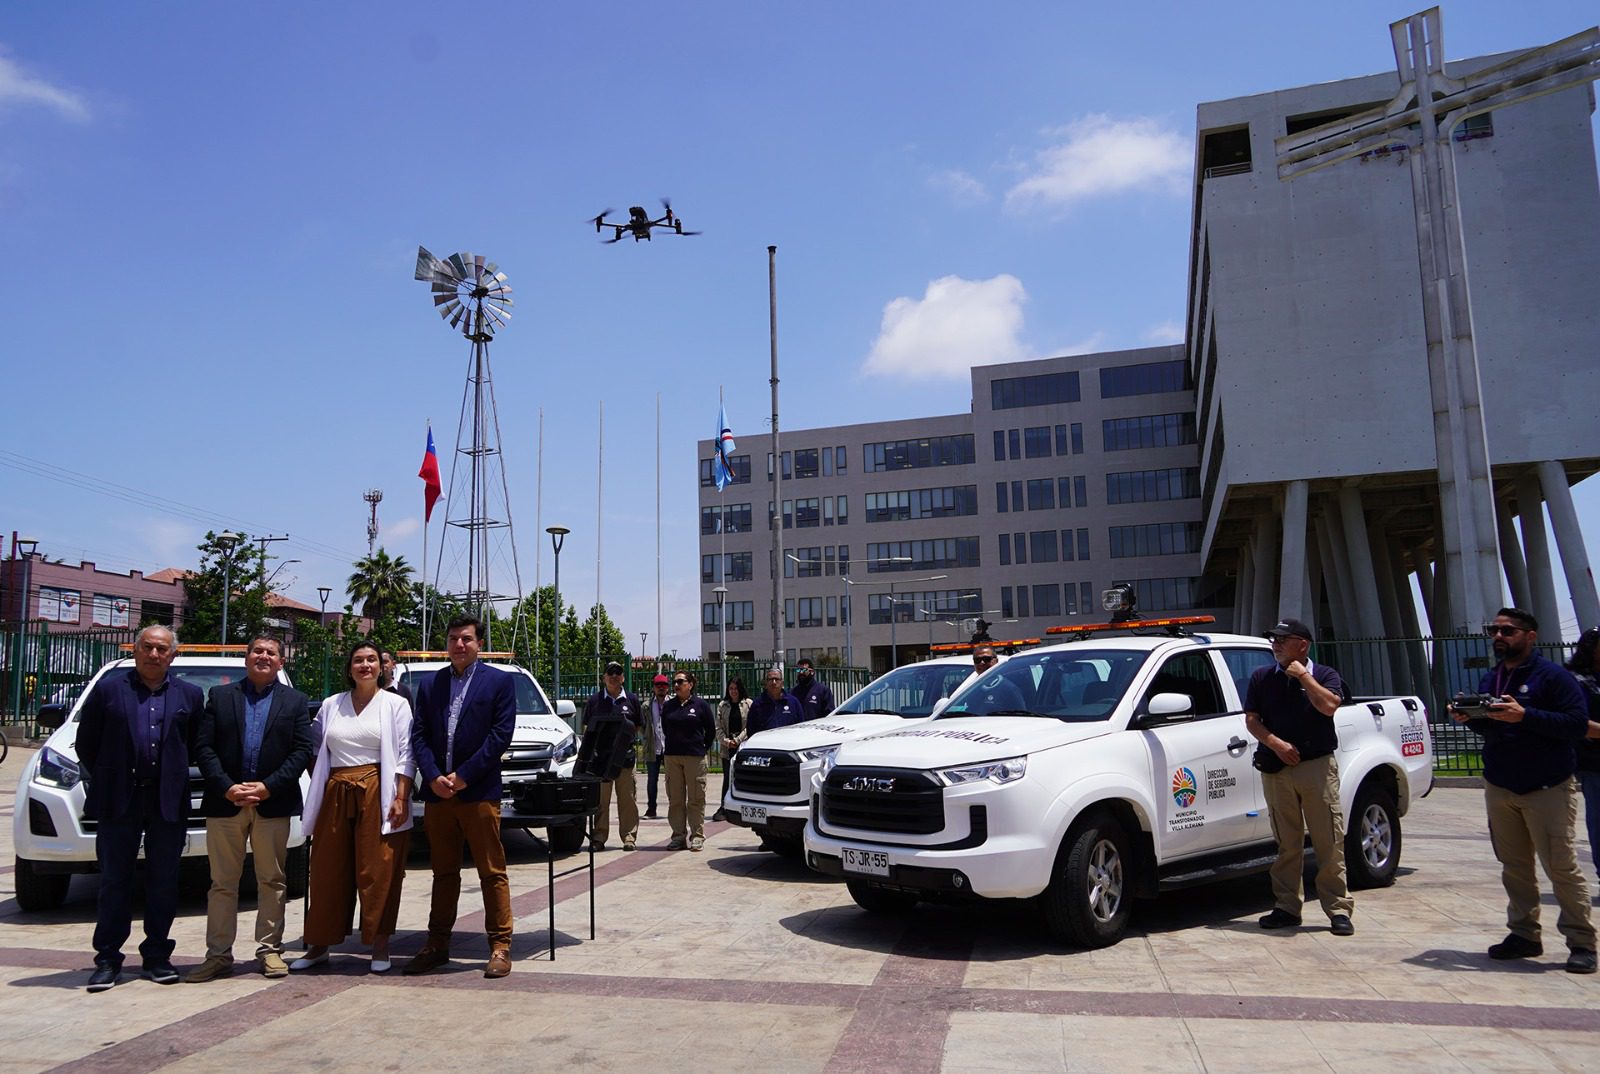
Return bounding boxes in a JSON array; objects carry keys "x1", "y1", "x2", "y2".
[{"x1": 1453, "y1": 607, "x2": 1596, "y2": 974}]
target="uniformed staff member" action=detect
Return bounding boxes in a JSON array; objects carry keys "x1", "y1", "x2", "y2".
[
  {"x1": 1245, "y1": 618, "x2": 1354, "y2": 937},
  {"x1": 577, "y1": 661, "x2": 642, "y2": 851},
  {"x1": 792, "y1": 658, "x2": 835, "y2": 721}
]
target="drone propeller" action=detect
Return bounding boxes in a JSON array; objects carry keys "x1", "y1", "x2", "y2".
[
  {"x1": 602, "y1": 230, "x2": 626, "y2": 244},
  {"x1": 590, "y1": 209, "x2": 613, "y2": 232},
  {"x1": 676, "y1": 229, "x2": 702, "y2": 236}
]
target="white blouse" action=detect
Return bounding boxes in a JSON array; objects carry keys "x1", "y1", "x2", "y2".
[
  {"x1": 323, "y1": 700, "x2": 383, "y2": 767},
  {"x1": 303, "y1": 689, "x2": 417, "y2": 835}
]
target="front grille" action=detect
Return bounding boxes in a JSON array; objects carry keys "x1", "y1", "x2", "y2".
[
  {"x1": 732, "y1": 750, "x2": 801, "y2": 796},
  {"x1": 821, "y1": 766, "x2": 944, "y2": 834},
  {"x1": 502, "y1": 746, "x2": 554, "y2": 781},
  {"x1": 80, "y1": 768, "x2": 207, "y2": 833}
]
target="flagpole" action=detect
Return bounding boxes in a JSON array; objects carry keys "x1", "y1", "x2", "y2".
[
  {"x1": 421, "y1": 419, "x2": 430, "y2": 649},
  {"x1": 655, "y1": 391, "x2": 662, "y2": 672},
  {"x1": 595, "y1": 399, "x2": 604, "y2": 687},
  {"x1": 769, "y1": 245, "x2": 784, "y2": 670},
  {"x1": 534, "y1": 407, "x2": 543, "y2": 674},
  {"x1": 719, "y1": 385, "x2": 727, "y2": 677}
]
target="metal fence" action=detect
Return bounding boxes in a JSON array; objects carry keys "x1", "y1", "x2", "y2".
[
  {"x1": 1313, "y1": 634, "x2": 1572, "y2": 775},
  {"x1": 0, "y1": 622, "x2": 137, "y2": 737}
]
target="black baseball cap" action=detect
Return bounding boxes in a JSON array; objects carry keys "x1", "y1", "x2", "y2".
[
  {"x1": 1265, "y1": 618, "x2": 1313, "y2": 642},
  {"x1": 604, "y1": 660, "x2": 626, "y2": 675}
]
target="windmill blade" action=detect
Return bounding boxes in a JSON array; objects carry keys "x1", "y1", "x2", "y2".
[
  {"x1": 447, "y1": 252, "x2": 469, "y2": 279},
  {"x1": 414, "y1": 245, "x2": 451, "y2": 282},
  {"x1": 473, "y1": 254, "x2": 485, "y2": 282}
]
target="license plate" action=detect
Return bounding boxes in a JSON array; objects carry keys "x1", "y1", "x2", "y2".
[
  {"x1": 841, "y1": 847, "x2": 890, "y2": 877},
  {"x1": 740, "y1": 804, "x2": 767, "y2": 823}
]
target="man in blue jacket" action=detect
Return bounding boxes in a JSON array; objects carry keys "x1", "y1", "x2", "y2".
[
  {"x1": 747, "y1": 667, "x2": 803, "y2": 737},
  {"x1": 792, "y1": 658, "x2": 835, "y2": 721},
  {"x1": 76, "y1": 625, "x2": 204, "y2": 992},
  {"x1": 405, "y1": 615, "x2": 517, "y2": 979},
  {"x1": 1456, "y1": 608, "x2": 1596, "y2": 974}
]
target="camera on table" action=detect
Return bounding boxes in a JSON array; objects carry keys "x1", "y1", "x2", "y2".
[{"x1": 1449, "y1": 692, "x2": 1501, "y2": 718}]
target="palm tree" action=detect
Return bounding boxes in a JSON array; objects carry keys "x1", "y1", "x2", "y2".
[{"x1": 347, "y1": 548, "x2": 414, "y2": 621}]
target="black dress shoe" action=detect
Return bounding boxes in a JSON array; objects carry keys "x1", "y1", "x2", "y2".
[
  {"x1": 87, "y1": 965, "x2": 120, "y2": 993},
  {"x1": 1487, "y1": 934, "x2": 1543, "y2": 960},
  {"x1": 1258, "y1": 909, "x2": 1302, "y2": 930},
  {"x1": 141, "y1": 960, "x2": 179, "y2": 984},
  {"x1": 1329, "y1": 914, "x2": 1354, "y2": 936},
  {"x1": 1566, "y1": 948, "x2": 1597, "y2": 974}
]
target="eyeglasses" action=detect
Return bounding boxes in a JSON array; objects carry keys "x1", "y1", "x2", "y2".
[
  {"x1": 605, "y1": 669, "x2": 623, "y2": 676},
  {"x1": 1484, "y1": 625, "x2": 1525, "y2": 638},
  {"x1": 672, "y1": 678, "x2": 690, "y2": 685},
  {"x1": 973, "y1": 656, "x2": 997, "y2": 666}
]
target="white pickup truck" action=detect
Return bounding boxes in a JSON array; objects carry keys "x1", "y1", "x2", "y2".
[
  {"x1": 725, "y1": 656, "x2": 983, "y2": 857},
  {"x1": 803, "y1": 618, "x2": 1434, "y2": 947},
  {"x1": 13, "y1": 650, "x2": 311, "y2": 912}
]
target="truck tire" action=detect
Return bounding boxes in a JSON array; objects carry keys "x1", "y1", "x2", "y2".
[
  {"x1": 846, "y1": 879, "x2": 919, "y2": 914},
  {"x1": 759, "y1": 830, "x2": 804, "y2": 858},
  {"x1": 14, "y1": 857, "x2": 70, "y2": 912},
  {"x1": 1041, "y1": 812, "x2": 1134, "y2": 948},
  {"x1": 1345, "y1": 782, "x2": 1401, "y2": 889},
  {"x1": 549, "y1": 823, "x2": 586, "y2": 855},
  {"x1": 285, "y1": 844, "x2": 309, "y2": 899}
]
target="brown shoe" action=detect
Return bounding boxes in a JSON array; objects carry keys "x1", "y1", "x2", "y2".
[
  {"x1": 183, "y1": 956, "x2": 234, "y2": 983},
  {"x1": 403, "y1": 947, "x2": 450, "y2": 976},
  {"x1": 259, "y1": 952, "x2": 289, "y2": 978},
  {"x1": 484, "y1": 947, "x2": 512, "y2": 979}
]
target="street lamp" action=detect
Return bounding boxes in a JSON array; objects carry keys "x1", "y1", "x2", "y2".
[
  {"x1": 547, "y1": 526, "x2": 569, "y2": 702},
  {"x1": 216, "y1": 531, "x2": 241, "y2": 644},
  {"x1": 316, "y1": 586, "x2": 332, "y2": 696},
  {"x1": 8, "y1": 536, "x2": 38, "y2": 722},
  {"x1": 889, "y1": 574, "x2": 946, "y2": 670},
  {"x1": 713, "y1": 585, "x2": 728, "y2": 698},
  {"x1": 791, "y1": 552, "x2": 911, "y2": 671},
  {"x1": 264, "y1": 559, "x2": 301, "y2": 588}
]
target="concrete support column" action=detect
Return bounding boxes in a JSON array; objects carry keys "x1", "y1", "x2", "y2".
[
  {"x1": 1429, "y1": 496, "x2": 1457, "y2": 633},
  {"x1": 1316, "y1": 506, "x2": 1355, "y2": 639},
  {"x1": 1235, "y1": 549, "x2": 1257, "y2": 635},
  {"x1": 1369, "y1": 524, "x2": 1411, "y2": 694},
  {"x1": 1304, "y1": 530, "x2": 1323, "y2": 635},
  {"x1": 1251, "y1": 512, "x2": 1278, "y2": 631},
  {"x1": 1496, "y1": 495, "x2": 1532, "y2": 611},
  {"x1": 1405, "y1": 541, "x2": 1439, "y2": 635},
  {"x1": 1390, "y1": 537, "x2": 1433, "y2": 698},
  {"x1": 1337, "y1": 487, "x2": 1386, "y2": 638},
  {"x1": 1539, "y1": 460, "x2": 1600, "y2": 635},
  {"x1": 1278, "y1": 480, "x2": 1310, "y2": 623},
  {"x1": 1515, "y1": 471, "x2": 1561, "y2": 637}
]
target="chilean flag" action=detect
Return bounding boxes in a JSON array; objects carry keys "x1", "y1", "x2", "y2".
[{"x1": 418, "y1": 426, "x2": 442, "y2": 522}]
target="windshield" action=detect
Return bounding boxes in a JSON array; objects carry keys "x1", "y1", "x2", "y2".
[
  {"x1": 71, "y1": 664, "x2": 258, "y2": 722},
  {"x1": 941, "y1": 649, "x2": 1150, "y2": 720},
  {"x1": 399, "y1": 666, "x2": 553, "y2": 716},
  {"x1": 835, "y1": 662, "x2": 974, "y2": 718}
]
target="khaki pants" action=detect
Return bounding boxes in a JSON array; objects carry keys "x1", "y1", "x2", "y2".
[
  {"x1": 305, "y1": 766, "x2": 410, "y2": 947},
  {"x1": 664, "y1": 755, "x2": 708, "y2": 842},
  {"x1": 204, "y1": 808, "x2": 291, "y2": 959},
  {"x1": 423, "y1": 797, "x2": 513, "y2": 949},
  {"x1": 1485, "y1": 777, "x2": 1596, "y2": 950},
  {"x1": 594, "y1": 765, "x2": 638, "y2": 846},
  {"x1": 1262, "y1": 753, "x2": 1353, "y2": 919}
]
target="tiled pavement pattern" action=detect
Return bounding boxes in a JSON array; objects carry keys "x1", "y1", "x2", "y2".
[{"x1": 2, "y1": 745, "x2": 1596, "y2": 1073}]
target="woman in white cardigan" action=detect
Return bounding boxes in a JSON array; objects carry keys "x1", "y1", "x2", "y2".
[{"x1": 292, "y1": 641, "x2": 415, "y2": 973}]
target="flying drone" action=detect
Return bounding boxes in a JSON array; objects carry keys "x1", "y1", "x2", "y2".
[{"x1": 590, "y1": 200, "x2": 701, "y2": 243}]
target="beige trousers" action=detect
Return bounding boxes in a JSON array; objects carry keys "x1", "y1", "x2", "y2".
[
  {"x1": 204, "y1": 808, "x2": 291, "y2": 959},
  {"x1": 594, "y1": 764, "x2": 639, "y2": 846},
  {"x1": 664, "y1": 755, "x2": 708, "y2": 841},
  {"x1": 1262, "y1": 752, "x2": 1353, "y2": 919},
  {"x1": 1485, "y1": 777, "x2": 1596, "y2": 950}
]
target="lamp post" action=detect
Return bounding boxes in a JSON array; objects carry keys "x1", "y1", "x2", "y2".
[
  {"x1": 713, "y1": 585, "x2": 728, "y2": 699},
  {"x1": 264, "y1": 559, "x2": 301, "y2": 589},
  {"x1": 791, "y1": 552, "x2": 911, "y2": 672},
  {"x1": 547, "y1": 526, "x2": 569, "y2": 703},
  {"x1": 216, "y1": 531, "x2": 241, "y2": 644},
  {"x1": 8, "y1": 536, "x2": 38, "y2": 722},
  {"x1": 889, "y1": 574, "x2": 946, "y2": 670},
  {"x1": 316, "y1": 586, "x2": 332, "y2": 698}
]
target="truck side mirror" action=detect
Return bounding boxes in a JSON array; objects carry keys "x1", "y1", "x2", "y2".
[
  {"x1": 930, "y1": 697, "x2": 951, "y2": 718},
  {"x1": 1142, "y1": 693, "x2": 1195, "y2": 722},
  {"x1": 37, "y1": 703, "x2": 67, "y2": 731}
]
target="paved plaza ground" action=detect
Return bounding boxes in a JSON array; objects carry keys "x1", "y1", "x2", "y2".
[{"x1": 2, "y1": 747, "x2": 1597, "y2": 1073}]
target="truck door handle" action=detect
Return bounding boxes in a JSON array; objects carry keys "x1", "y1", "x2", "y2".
[{"x1": 1227, "y1": 737, "x2": 1250, "y2": 754}]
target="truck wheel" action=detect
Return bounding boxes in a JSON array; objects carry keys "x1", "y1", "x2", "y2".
[
  {"x1": 285, "y1": 844, "x2": 309, "y2": 899},
  {"x1": 1041, "y1": 812, "x2": 1133, "y2": 948},
  {"x1": 549, "y1": 823, "x2": 586, "y2": 855},
  {"x1": 14, "y1": 857, "x2": 70, "y2": 912},
  {"x1": 846, "y1": 879, "x2": 918, "y2": 914},
  {"x1": 759, "y1": 830, "x2": 804, "y2": 858},
  {"x1": 1345, "y1": 782, "x2": 1400, "y2": 888}
]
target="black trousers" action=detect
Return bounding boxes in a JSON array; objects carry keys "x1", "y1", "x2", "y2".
[{"x1": 93, "y1": 783, "x2": 187, "y2": 969}]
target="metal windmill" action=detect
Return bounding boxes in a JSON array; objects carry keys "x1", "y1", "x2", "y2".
[{"x1": 413, "y1": 247, "x2": 527, "y2": 651}]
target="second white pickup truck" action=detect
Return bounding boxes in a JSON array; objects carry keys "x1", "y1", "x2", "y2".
[{"x1": 804, "y1": 615, "x2": 1434, "y2": 947}]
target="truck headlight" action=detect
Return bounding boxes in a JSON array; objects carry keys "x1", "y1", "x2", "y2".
[
  {"x1": 552, "y1": 734, "x2": 577, "y2": 762},
  {"x1": 935, "y1": 756, "x2": 1027, "y2": 786},
  {"x1": 814, "y1": 747, "x2": 841, "y2": 778},
  {"x1": 34, "y1": 746, "x2": 81, "y2": 789}
]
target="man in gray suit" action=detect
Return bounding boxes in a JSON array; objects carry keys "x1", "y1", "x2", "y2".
[{"x1": 186, "y1": 634, "x2": 313, "y2": 981}]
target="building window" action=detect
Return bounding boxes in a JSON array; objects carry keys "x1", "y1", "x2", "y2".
[
  {"x1": 798, "y1": 597, "x2": 823, "y2": 628},
  {"x1": 991, "y1": 371, "x2": 1081, "y2": 410},
  {"x1": 700, "y1": 454, "x2": 751, "y2": 486},
  {"x1": 1017, "y1": 586, "x2": 1030, "y2": 618},
  {"x1": 794, "y1": 448, "x2": 819, "y2": 479},
  {"x1": 1026, "y1": 479, "x2": 1055, "y2": 511},
  {"x1": 1109, "y1": 522, "x2": 1203, "y2": 558},
  {"x1": 1133, "y1": 576, "x2": 1233, "y2": 612},
  {"x1": 1064, "y1": 584, "x2": 1078, "y2": 616},
  {"x1": 996, "y1": 482, "x2": 1009, "y2": 513},
  {"x1": 864, "y1": 486, "x2": 979, "y2": 523},
  {"x1": 1033, "y1": 584, "x2": 1061, "y2": 618},
  {"x1": 1011, "y1": 481, "x2": 1023, "y2": 512},
  {"x1": 1102, "y1": 413, "x2": 1197, "y2": 451},
  {"x1": 1001, "y1": 587, "x2": 1014, "y2": 618},
  {"x1": 1076, "y1": 528, "x2": 1090, "y2": 561},
  {"x1": 1029, "y1": 530, "x2": 1058, "y2": 563},
  {"x1": 703, "y1": 552, "x2": 754, "y2": 582},
  {"x1": 795, "y1": 498, "x2": 821, "y2": 528},
  {"x1": 781, "y1": 452, "x2": 792, "y2": 480},
  {"x1": 864, "y1": 435, "x2": 976, "y2": 472},
  {"x1": 1074, "y1": 475, "x2": 1087, "y2": 508},
  {"x1": 1008, "y1": 429, "x2": 1021, "y2": 460},
  {"x1": 836, "y1": 446, "x2": 847, "y2": 474},
  {"x1": 1013, "y1": 533, "x2": 1027, "y2": 565},
  {"x1": 865, "y1": 538, "x2": 980, "y2": 572},
  {"x1": 822, "y1": 448, "x2": 833, "y2": 477},
  {"x1": 823, "y1": 497, "x2": 834, "y2": 526},
  {"x1": 998, "y1": 534, "x2": 1010, "y2": 566},
  {"x1": 1071, "y1": 423, "x2": 1083, "y2": 454},
  {"x1": 1201, "y1": 125, "x2": 1252, "y2": 176},
  {"x1": 787, "y1": 547, "x2": 821, "y2": 578},
  {"x1": 1055, "y1": 424, "x2": 1069, "y2": 456},
  {"x1": 705, "y1": 600, "x2": 755, "y2": 632},
  {"x1": 837, "y1": 495, "x2": 848, "y2": 525},
  {"x1": 1058, "y1": 477, "x2": 1073, "y2": 508},
  {"x1": 827, "y1": 596, "x2": 838, "y2": 626},
  {"x1": 1105, "y1": 468, "x2": 1201, "y2": 504},
  {"x1": 1024, "y1": 426, "x2": 1051, "y2": 458},
  {"x1": 993, "y1": 430, "x2": 1006, "y2": 461},
  {"x1": 701, "y1": 503, "x2": 752, "y2": 534},
  {"x1": 1099, "y1": 360, "x2": 1192, "y2": 399},
  {"x1": 1080, "y1": 581, "x2": 1093, "y2": 612}
]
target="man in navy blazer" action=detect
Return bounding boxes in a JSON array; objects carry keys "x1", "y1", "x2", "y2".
[
  {"x1": 187, "y1": 634, "x2": 314, "y2": 982},
  {"x1": 405, "y1": 614, "x2": 517, "y2": 978},
  {"x1": 76, "y1": 625, "x2": 205, "y2": 992}
]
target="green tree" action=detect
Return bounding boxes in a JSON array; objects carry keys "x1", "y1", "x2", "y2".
[
  {"x1": 347, "y1": 548, "x2": 414, "y2": 622},
  {"x1": 574, "y1": 602, "x2": 628, "y2": 682},
  {"x1": 182, "y1": 532, "x2": 271, "y2": 644}
]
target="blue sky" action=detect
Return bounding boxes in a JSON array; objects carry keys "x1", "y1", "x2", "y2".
[{"x1": 3, "y1": 1, "x2": 1597, "y2": 654}]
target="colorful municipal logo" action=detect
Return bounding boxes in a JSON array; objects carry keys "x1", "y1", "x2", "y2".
[{"x1": 1171, "y1": 766, "x2": 1198, "y2": 808}]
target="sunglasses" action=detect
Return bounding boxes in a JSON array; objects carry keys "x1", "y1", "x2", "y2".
[
  {"x1": 1484, "y1": 625, "x2": 1525, "y2": 638},
  {"x1": 973, "y1": 656, "x2": 997, "y2": 666},
  {"x1": 672, "y1": 678, "x2": 690, "y2": 685}
]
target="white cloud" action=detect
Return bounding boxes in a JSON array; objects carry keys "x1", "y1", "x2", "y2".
[
  {"x1": 0, "y1": 54, "x2": 89, "y2": 122},
  {"x1": 928, "y1": 168, "x2": 990, "y2": 206},
  {"x1": 1005, "y1": 115, "x2": 1187, "y2": 212},
  {"x1": 1142, "y1": 321, "x2": 1185, "y2": 345},
  {"x1": 863, "y1": 275, "x2": 1030, "y2": 381},
  {"x1": 388, "y1": 516, "x2": 421, "y2": 540}
]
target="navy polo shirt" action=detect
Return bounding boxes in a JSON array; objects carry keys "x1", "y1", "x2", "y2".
[{"x1": 1244, "y1": 660, "x2": 1342, "y2": 761}]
